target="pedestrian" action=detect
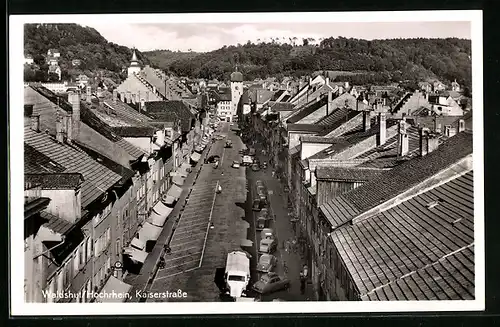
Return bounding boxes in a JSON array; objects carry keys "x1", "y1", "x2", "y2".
[{"x1": 299, "y1": 273, "x2": 306, "y2": 295}]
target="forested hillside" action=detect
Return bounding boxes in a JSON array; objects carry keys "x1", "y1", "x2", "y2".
[
  {"x1": 143, "y1": 50, "x2": 200, "y2": 69},
  {"x1": 156, "y1": 37, "x2": 471, "y2": 88},
  {"x1": 24, "y1": 23, "x2": 151, "y2": 84}
]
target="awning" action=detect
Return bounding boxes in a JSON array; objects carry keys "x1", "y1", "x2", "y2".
[
  {"x1": 130, "y1": 238, "x2": 145, "y2": 251},
  {"x1": 172, "y1": 175, "x2": 185, "y2": 186},
  {"x1": 162, "y1": 194, "x2": 176, "y2": 206},
  {"x1": 147, "y1": 201, "x2": 172, "y2": 227},
  {"x1": 95, "y1": 276, "x2": 132, "y2": 303},
  {"x1": 191, "y1": 152, "x2": 201, "y2": 163},
  {"x1": 166, "y1": 184, "x2": 183, "y2": 200},
  {"x1": 124, "y1": 247, "x2": 148, "y2": 264},
  {"x1": 170, "y1": 170, "x2": 188, "y2": 178},
  {"x1": 137, "y1": 222, "x2": 162, "y2": 243}
]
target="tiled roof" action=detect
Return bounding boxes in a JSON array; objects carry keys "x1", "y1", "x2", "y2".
[
  {"x1": 332, "y1": 171, "x2": 474, "y2": 300},
  {"x1": 316, "y1": 106, "x2": 356, "y2": 127},
  {"x1": 217, "y1": 92, "x2": 232, "y2": 102},
  {"x1": 300, "y1": 136, "x2": 338, "y2": 144},
  {"x1": 24, "y1": 197, "x2": 51, "y2": 218},
  {"x1": 24, "y1": 143, "x2": 66, "y2": 174},
  {"x1": 270, "y1": 102, "x2": 294, "y2": 111},
  {"x1": 287, "y1": 96, "x2": 328, "y2": 124},
  {"x1": 287, "y1": 124, "x2": 329, "y2": 133},
  {"x1": 25, "y1": 173, "x2": 84, "y2": 190},
  {"x1": 315, "y1": 167, "x2": 387, "y2": 182},
  {"x1": 289, "y1": 145, "x2": 301, "y2": 156},
  {"x1": 320, "y1": 131, "x2": 473, "y2": 229},
  {"x1": 28, "y1": 86, "x2": 146, "y2": 160},
  {"x1": 138, "y1": 66, "x2": 169, "y2": 99},
  {"x1": 102, "y1": 98, "x2": 153, "y2": 123},
  {"x1": 111, "y1": 126, "x2": 156, "y2": 137},
  {"x1": 271, "y1": 90, "x2": 286, "y2": 101},
  {"x1": 74, "y1": 141, "x2": 136, "y2": 185},
  {"x1": 24, "y1": 124, "x2": 122, "y2": 208},
  {"x1": 40, "y1": 211, "x2": 74, "y2": 235},
  {"x1": 145, "y1": 101, "x2": 195, "y2": 132}
]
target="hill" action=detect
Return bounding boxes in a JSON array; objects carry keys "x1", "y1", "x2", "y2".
[
  {"x1": 142, "y1": 50, "x2": 200, "y2": 70},
  {"x1": 23, "y1": 23, "x2": 151, "y2": 85},
  {"x1": 155, "y1": 37, "x2": 471, "y2": 89}
]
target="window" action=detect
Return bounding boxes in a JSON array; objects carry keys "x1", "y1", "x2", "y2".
[
  {"x1": 73, "y1": 249, "x2": 79, "y2": 274},
  {"x1": 94, "y1": 239, "x2": 99, "y2": 257},
  {"x1": 86, "y1": 238, "x2": 92, "y2": 262},
  {"x1": 106, "y1": 228, "x2": 111, "y2": 245},
  {"x1": 80, "y1": 242, "x2": 85, "y2": 266},
  {"x1": 106, "y1": 257, "x2": 111, "y2": 273},
  {"x1": 116, "y1": 239, "x2": 121, "y2": 257}
]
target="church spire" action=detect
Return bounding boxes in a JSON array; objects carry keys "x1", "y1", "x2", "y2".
[{"x1": 131, "y1": 48, "x2": 138, "y2": 62}]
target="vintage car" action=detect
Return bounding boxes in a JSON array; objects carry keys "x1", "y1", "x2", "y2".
[
  {"x1": 252, "y1": 199, "x2": 262, "y2": 211},
  {"x1": 256, "y1": 254, "x2": 277, "y2": 273},
  {"x1": 232, "y1": 160, "x2": 241, "y2": 168},
  {"x1": 251, "y1": 164, "x2": 260, "y2": 172},
  {"x1": 252, "y1": 272, "x2": 290, "y2": 294},
  {"x1": 256, "y1": 216, "x2": 269, "y2": 231},
  {"x1": 259, "y1": 238, "x2": 277, "y2": 254}
]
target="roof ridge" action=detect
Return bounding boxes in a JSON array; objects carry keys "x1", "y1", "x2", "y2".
[{"x1": 361, "y1": 243, "x2": 474, "y2": 299}]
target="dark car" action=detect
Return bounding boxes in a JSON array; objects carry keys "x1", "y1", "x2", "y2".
[
  {"x1": 225, "y1": 140, "x2": 233, "y2": 148},
  {"x1": 252, "y1": 273, "x2": 290, "y2": 294},
  {"x1": 252, "y1": 199, "x2": 262, "y2": 211},
  {"x1": 206, "y1": 155, "x2": 221, "y2": 164},
  {"x1": 260, "y1": 162, "x2": 267, "y2": 169},
  {"x1": 256, "y1": 216, "x2": 269, "y2": 230},
  {"x1": 252, "y1": 164, "x2": 260, "y2": 172}
]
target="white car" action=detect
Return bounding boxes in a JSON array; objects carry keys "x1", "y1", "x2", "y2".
[
  {"x1": 259, "y1": 238, "x2": 277, "y2": 254},
  {"x1": 232, "y1": 161, "x2": 241, "y2": 168}
]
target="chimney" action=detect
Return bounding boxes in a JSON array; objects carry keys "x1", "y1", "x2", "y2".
[
  {"x1": 309, "y1": 77, "x2": 312, "y2": 85},
  {"x1": 326, "y1": 77, "x2": 330, "y2": 85},
  {"x1": 86, "y1": 86, "x2": 92, "y2": 103},
  {"x1": 326, "y1": 91, "x2": 333, "y2": 116},
  {"x1": 378, "y1": 112, "x2": 386, "y2": 145},
  {"x1": 397, "y1": 119, "x2": 409, "y2": 157},
  {"x1": 97, "y1": 87, "x2": 102, "y2": 98},
  {"x1": 126, "y1": 92, "x2": 131, "y2": 104},
  {"x1": 69, "y1": 91, "x2": 81, "y2": 137},
  {"x1": 156, "y1": 129, "x2": 165, "y2": 146},
  {"x1": 458, "y1": 119, "x2": 465, "y2": 133},
  {"x1": 444, "y1": 125, "x2": 452, "y2": 137},
  {"x1": 113, "y1": 90, "x2": 118, "y2": 103},
  {"x1": 434, "y1": 117, "x2": 442, "y2": 133},
  {"x1": 338, "y1": 86, "x2": 344, "y2": 95},
  {"x1": 65, "y1": 113, "x2": 73, "y2": 144},
  {"x1": 131, "y1": 93, "x2": 136, "y2": 104},
  {"x1": 56, "y1": 117, "x2": 64, "y2": 143},
  {"x1": 428, "y1": 133, "x2": 440, "y2": 153},
  {"x1": 145, "y1": 91, "x2": 150, "y2": 102},
  {"x1": 30, "y1": 114, "x2": 40, "y2": 132},
  {"x1": 419, "y1": 127, "x2": 430, "y2": 157},
  {"x1": 363, "y1": 110, "x2": 371, "y2": 132},
  {"x1": 345, "y1": 81, "x2": 349, "y2": 90}
]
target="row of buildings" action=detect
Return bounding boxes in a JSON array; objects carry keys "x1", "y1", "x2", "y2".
[
  {"x1": 24, "y1": 52, "x2": 213, "y2": 303},
  {"x1": 238, "y1": 73, "x2": 475, "y2": 301}
]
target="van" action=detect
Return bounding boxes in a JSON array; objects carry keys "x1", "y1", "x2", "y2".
[{"x1": 225, "y1": 251, "x2": 251, "y2": 298}]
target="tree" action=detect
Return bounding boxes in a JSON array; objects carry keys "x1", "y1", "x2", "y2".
[{"x1": 303, "y1": 38, "x2": 309, "y2": 46}]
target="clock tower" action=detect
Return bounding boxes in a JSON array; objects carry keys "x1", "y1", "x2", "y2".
[{"x1": 230, "y1": 66, "x2": 243, "y2": 123}]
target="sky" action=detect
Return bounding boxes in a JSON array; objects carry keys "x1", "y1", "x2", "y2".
[{"x1": 86, "y1": 21, "x2": 471, "y2": 53}]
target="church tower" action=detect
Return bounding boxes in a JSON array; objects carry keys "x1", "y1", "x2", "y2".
[
  {"x1": 127, "y1": 49, "x2": 142, "y2": 77},
  {"x1": 230, "y1": 65, "x2": 243, "y2": 122}
]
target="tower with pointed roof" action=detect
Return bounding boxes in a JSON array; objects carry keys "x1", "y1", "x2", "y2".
[
  {"x1": 127, "y1": 48, "x2": 142, "y2": 77},
  {"x1": 230, "y1": 65, "x2": 244, "y2": 122}
]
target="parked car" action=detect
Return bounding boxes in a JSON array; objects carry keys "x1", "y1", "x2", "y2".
[
  {"x1": 256, "y1": 216, "x2": 269, "y2": 230},
  {"x1": 252, "y1": 272, "x2": 290, "y2": 294},
  {"x1": 252, "y1": 164, "x2": 260, "y2": 172},
  {"x1": 256, "y1": 254, "x2": 277, "y2": 273},
  {"x1": 213, "y1": 161, "x2": 219, "y2": 169},
  {"x1": 256, "y1": 180, "x2": 264, "y2": 188},
  {"x1": 260, "y1": 162, "x2": 267, "y2": 169},
  {"x1": 252, "y1": 199, "x2": 262, "y2": 211},
  {"x1": 259, "y1": 238, "x2": 277, "y2": 254},
  {"x1": 260, "y1": 228, "x2": 276, "y2": 241},
  {"x1": 232, "y1": 160, "x2": 241, "y2": 168},
  {"x1": 225, "y1": 140, "x2": 233, "y2": 148}
]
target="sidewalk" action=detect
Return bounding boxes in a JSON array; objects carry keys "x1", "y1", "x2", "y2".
[{"x1": 126, "y1": 143, "x2": 212, "y2": 302}]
